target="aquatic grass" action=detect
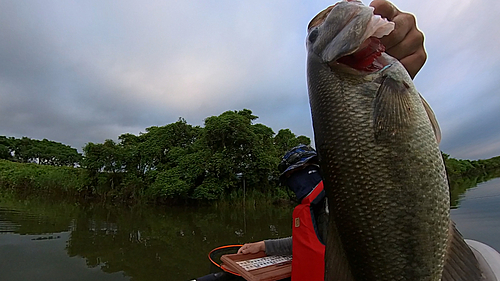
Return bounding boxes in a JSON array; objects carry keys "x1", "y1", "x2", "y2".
[
  {"x1": 218, "y1": 186, "x2": 294, "y2": 207},
  {"x1": 0, "y1": 159, "x2": 85, "y2": 195}
]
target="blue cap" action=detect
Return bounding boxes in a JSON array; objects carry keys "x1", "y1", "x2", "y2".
[{"x1": 278, "y1": 144, "x2": 318, "y2": 182}]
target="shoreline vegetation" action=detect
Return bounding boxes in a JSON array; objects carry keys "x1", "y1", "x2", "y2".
[{"x1": 1, "y1": 109, "x2": 499, "y2": 206}]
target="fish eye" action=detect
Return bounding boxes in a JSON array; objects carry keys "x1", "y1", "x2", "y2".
[{"x1": 308, "y1": 28, "x2": 319, "y2": 43}]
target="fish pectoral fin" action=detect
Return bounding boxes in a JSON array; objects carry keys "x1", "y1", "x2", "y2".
[
  {"x1": 419, "y1": 94, "x2": 442, "y2": 144},
  {"x1": 373, "y1": 76, "x2": 414, "y2": 142},
  {"x1": 441, "y1": 220, "x2": 483, "y2": 281}
]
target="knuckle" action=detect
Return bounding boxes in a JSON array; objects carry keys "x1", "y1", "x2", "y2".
[
  {"x1": 418, "y1": 49, "x2": 428, "y2": 64},
  {"x1": 406, "y1": 13, "x2": 417, "y2": 25},
  {"x1": 409, "y1": 30, "x2": 424, "y2": 48},
  {"x1": 417, "y1": 30, "x2": 425, "y2": 42}
]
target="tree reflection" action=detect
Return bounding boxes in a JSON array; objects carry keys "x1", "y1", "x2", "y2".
[
  {"x1": 449, "y1": 170, "x2": 500, "y2": 208},
  {"x1": 64, "y1": 204, "x2": 292, "y2": 280}
]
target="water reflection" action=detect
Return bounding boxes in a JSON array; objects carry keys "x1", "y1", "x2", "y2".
[
  {"x1": 0, "y1": 173, "x2": 499, "y2": 281},
  {"x1": 451, "y1": 177, "x2": 500, "y2": 252},
  {"x1": 0, "y1": 193, "x2": 293, "y2": 281},
  {"x1": 449, "y1": 170, "x2": 500, "y2": 208}
]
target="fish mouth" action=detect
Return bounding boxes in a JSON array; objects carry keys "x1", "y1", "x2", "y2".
[
  {"x1": 308, "y1": 0, "x2": 394, "y2": 72},
  {"x1": 333, "y1": 37, "x2": 389, "y2": 72}
]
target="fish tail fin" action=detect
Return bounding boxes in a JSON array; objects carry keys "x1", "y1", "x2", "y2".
[{"x1": 441, "y1": 220, "x2": 483, "y2": 281}]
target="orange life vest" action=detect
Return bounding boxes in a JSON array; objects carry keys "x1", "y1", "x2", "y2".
[{"x1": 291, "y1": 181, "x2": 326, "y2": 281}]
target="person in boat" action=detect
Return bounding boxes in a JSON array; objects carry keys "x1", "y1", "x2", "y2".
[{"x1": 237, "y1": 144, "x2": 327, "y2": 281}]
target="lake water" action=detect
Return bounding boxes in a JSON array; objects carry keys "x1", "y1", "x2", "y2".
[
  {"x1": 1, "y1": 177, "x2": 499, "y2": 281},
  {"x1": 451, "y1": 177, "x2": 500, "y2": 251}
]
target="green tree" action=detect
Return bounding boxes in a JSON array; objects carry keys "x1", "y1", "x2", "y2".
[
  {"x1": 36, "y1": 139, "x2": 82, "y2": 166},
  {"x1": 0, "y1": 136, "x2": 13, "y2": 160},
  {"x1": 140, "y1": 118, "x2": 201, "y2": 171},
  {"x1": 274, "y1": 129, "x2": 311, "y2": 156},
  {"x1": 83, "y1": 140, "x2": 123, "y2": 174},
  {"x1": 202, "y1": 109, "x2": 283, "y2": 197},
  {"x1": 3, "y1": 136, "x2": 81, "y2": 166},
  {"x1": 11, "y1": 137, "x2": 36, "y2": 163},
  {"x1": 75, "y1": 109, "x2": 313, "y2": 202}
]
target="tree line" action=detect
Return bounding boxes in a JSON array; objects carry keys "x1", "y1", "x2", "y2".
[
  {"x1": 1, "y1": 109, "x2": 310, "y2": 203},
  {"x1": 1, "y1": 109, "x2": 499, "y2": 204},
  {"x1": 82, "y1": 109, "x2": 311, "y2": 202},
  {"x1": 442, "y1": 153, "x2": 500, "y2": 180},
  {"x1": 0, "y1": 136, "x2": 81, "y2": 166}
]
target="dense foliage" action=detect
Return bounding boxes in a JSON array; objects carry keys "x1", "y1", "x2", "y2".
[
  {"x1": 1, "y1": 110, "x2": 310, "y2": 203},
  {"x1": 1, "y1": 109, "x2": 499, "y2": 205},
  {"x1": 443, "y1": 153, "x2": 500, "y2": 180},
  {"x1": 0, "y1": 160, "x2": 85, "y2": 195},
  {"x1": 0, "y1": 136, "x2": 81, "y2": 166}
]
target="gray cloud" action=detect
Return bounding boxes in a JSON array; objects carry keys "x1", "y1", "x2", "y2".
[
  {"x1": 0, "y1": 0, "x2": 499, "y2": 159},
  {"x1": 409, "y1": 0, "x2": 500, "y2": 159}
]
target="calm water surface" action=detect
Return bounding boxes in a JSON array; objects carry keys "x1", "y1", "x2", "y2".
[
  {"x1": 0, "y1": 196, "x2": 293, "y2": 281},
  {"x1": 451, "y1": 177, "x2": 500, "y2": 251},
  {"x1": 1, "y1": 177, "x2": 499, "y2": 281}
]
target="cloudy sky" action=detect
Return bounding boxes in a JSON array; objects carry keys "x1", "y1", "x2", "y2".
[{"x1": 1, "y1": 0, "x2": 499, "y2": 160}]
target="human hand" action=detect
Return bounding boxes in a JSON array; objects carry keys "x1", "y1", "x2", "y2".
[
  {"x1": 237, "y1": 241, "x2": 265, "y2": 254},
  {"x1": 370, "y1": 0, "x2": 427, "y2": 79}
]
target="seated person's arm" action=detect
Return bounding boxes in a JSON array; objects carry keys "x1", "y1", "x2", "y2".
[{"x1": 237, "y1": 237, "x2": 292, "y2": 256}]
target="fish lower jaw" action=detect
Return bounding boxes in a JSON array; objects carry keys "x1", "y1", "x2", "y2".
[{"x1": 328, "y1": 56, "x2": 389, "y2": 75}]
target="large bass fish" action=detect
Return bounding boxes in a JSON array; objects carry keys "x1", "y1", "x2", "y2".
[{"x1": 306, "y1": 1, "x2": 482, "y2": 280}]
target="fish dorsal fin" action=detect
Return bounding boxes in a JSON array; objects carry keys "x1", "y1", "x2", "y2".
[
  {"x1": 441, "y1": 220, "x2": 483, "y2": 281},
  {"x1": 419, "y1": 94, "x2": 442, "y2": 144}
]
